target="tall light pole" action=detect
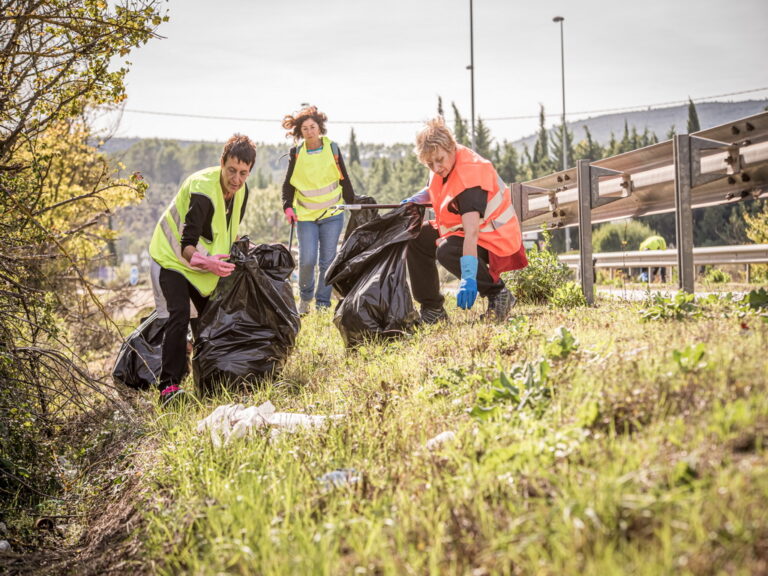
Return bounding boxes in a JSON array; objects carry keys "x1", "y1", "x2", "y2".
[
  {"x1": 468, "y1": 0, "x2": 476, "y2": 150},
  {"x1": 553, "y1": 16, "x2": 567, "y2": 170},
  {"x1": 553, "y1": 15, "x2": 569, "y2": 249}
]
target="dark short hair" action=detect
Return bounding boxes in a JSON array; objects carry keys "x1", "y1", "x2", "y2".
[{"x1": 221, "y1": 133, "x2": 257, "y2": 168}]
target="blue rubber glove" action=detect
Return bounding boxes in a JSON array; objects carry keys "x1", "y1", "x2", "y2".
[
  {"x1": 400, "y1": 187, "x2": 430, "y2": 204},
  {"x1": 456, "y1": 255, "x2": 478, "y2": 310}
]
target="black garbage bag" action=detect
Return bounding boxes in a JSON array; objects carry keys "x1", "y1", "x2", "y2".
[
  {"x1": 342, "y1": 194, "x2": 378, "y2": 242},
  {"x1": 112, "y1": 311, "x2": 165, "y2": 390},
  {"x1": 325, "y1": 203, "x2": 423, "y2": 347},
  {"x1": 195, "y1": 239, "x2": 300, "y2": 395}
]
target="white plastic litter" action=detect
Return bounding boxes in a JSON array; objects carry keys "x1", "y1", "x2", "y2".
[
  {"x1": 0, "y1": 540, "x2": 10, "y2": 553},
  {"x1": 197, "y1": 401, "x2": 343, "y2": 448},
  {"x1": 425, "y1": 430, "x2": 456, "y2": 450}
]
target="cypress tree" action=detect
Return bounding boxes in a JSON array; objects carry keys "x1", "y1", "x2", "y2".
[
  {"x1": 687, "y1": 98, "x2": 701, "y2": 133},
  {"x1": 475, "y1": 117, "x2": 493, "y2": 159},
  {"x1": 348, "y1": 128, "x2": 360, "y2": 165},
  {"x1": 451, "y1": 102, "x2": 470, "y2": 147}
]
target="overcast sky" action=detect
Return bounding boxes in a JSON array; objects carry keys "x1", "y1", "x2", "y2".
[{"x1": 101, "y1": 0, "x2": 768, "y2": 147}]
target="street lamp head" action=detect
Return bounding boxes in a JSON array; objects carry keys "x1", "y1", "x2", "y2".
[{"x1": 553, "y1": 15, "x2": 564, "y2": 23}]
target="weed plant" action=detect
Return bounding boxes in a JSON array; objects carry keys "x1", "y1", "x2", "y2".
[{"x1": 136, "y1": 291, "x2": 768, "y2": 575}]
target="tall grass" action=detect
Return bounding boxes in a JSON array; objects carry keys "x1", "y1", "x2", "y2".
[{"x1": 140, "y1": 297, "x2": 768, "y2": 575}]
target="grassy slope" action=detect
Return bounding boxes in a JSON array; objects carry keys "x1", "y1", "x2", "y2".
[{"x1": 141, "y1": 296, "x2": 768, "y2": 575}]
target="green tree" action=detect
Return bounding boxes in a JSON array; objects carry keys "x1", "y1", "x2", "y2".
[
  {"x1": 348, "y1": 128, "x2": 361, "y2": 165},
  {"x1": 687, "y1": 98, "x2": 701, "y2": 133},
  {"x1": 452, "y1": 102, "x2": 470, "y2": 147},
  {"x1": 494, "y1": 142, "x2": 520, "y2": 184},
  {"x1": 550, "y1": 123, "x2": 574, "y2": 170},
  {"x1": 530, "y1": 105, "x2": 555, "y2": 177},
  {"x1": 475, "y1": 117, "x2": 493, "y2": 159},
  {"x1": 592, "y1": 220, "x2": 656, "y2": 252},
  {"x1": 573, "y1": 126, "x2": 604, "y2": 163},
  {"x1": 0, "y1": 0, "x2": 166, "y2": 507},
  {"x1": 364, "y1": 157, "x2": 392, "y2": 200}
]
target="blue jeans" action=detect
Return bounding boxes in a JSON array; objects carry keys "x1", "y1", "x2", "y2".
[{"x1": 297, "y1": 213, "x2": 344, "y2": 307}]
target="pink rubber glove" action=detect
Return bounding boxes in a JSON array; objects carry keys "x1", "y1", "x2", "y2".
[
  {"x1": 189, "y1": 252, "x2": 235, "y2": 277},
  {"x1": 284, "y1": 207, "x2": 298, "y2": 224}
]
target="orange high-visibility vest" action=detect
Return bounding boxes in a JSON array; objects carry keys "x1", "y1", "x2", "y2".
[{"x1": 428, "y1": 145, "x2": 522, "y2": 257}]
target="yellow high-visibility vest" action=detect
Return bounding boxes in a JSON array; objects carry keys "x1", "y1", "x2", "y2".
[
  {"x1": 149, "y1": 166, "x2": 245, "y2": 296},
  {"x1": 290, "y1": 136, "x2": 342, "y2": 220}
]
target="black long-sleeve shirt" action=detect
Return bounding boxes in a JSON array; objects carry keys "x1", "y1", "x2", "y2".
[
  {"x1": 281, "y1": 143, "x2": 355, "y2": 211},
  {"x1": 180, "y1": 185, "x2": 250, "y2": 250}
]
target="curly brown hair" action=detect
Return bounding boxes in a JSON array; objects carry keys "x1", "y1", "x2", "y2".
[{"x1": 282, "y1": 105, "x2": 328, "y2": 143}]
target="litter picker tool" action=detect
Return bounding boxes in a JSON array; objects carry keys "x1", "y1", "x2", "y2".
[
  {"x1": 331, "y1": 203, "x2": 432, "y2": 210},
  {"x1": 288, "y1": 221, "x2": 295, "y2": 252}
]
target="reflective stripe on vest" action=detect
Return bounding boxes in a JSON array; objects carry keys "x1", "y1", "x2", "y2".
[
  {"x1": 438, "y1": 174, "x2": 516, "y2": 236},
  {"x1": 295, "y1": 181, "x2": 340, "y2": 211},
  {"x1": 149, "y1": 166, "x2": 244, "y2": 296},
  {"x1": 429, "y1": 145, "x2": 522, "y2": 257},
  {"x1": 159, "y1": 199, "x2": 211, "y2": 263}
]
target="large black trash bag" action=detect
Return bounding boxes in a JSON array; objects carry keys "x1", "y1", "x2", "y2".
[
  {"x1": 112, "y1": 311, "x2": 165, "y2": 390},
  {"x1": 195, "y1": 239, "x2": 300, "y2": 395},
  {"x1": 325, "y1": 203, "x2": 423, "y2": 347}
]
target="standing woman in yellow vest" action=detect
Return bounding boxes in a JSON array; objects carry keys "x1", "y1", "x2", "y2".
[
  {"x1": 281, "y1": 105, "x2": 355, "y2": 314},
  {"x1": 149, "y1": 134, "x2": 256, "y2": 405}
]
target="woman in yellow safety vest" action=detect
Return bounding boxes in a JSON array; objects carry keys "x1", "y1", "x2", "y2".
[
  {"x1": 149, "y1": 134, "x2": 256, "y2": 405},
  {"x1": 281, "y1": 105, "x2": 355, "y2": 314},
  {"x1": 402, "y1": 117, "x2": 527, "y2": 324}
]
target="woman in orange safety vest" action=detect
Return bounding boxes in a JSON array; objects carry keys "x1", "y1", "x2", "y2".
[{"x1": 402, "y1": 117, "x2": 527, "y2": 324}]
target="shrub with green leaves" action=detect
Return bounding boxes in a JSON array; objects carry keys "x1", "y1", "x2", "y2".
[
  {"x1": 551, "y1": 280, "x2": 587, "y2": 308},
  {"x1": 672, "y1": 342, "x2": 708, "y2": 374},
  {"x1": 703, "y1": 266, "x2": 732, "y2": 284},
  {"x1": 504, "y1": 228, "x2": 573, "y2": 304},
  {"x1": 592, "y1": 219, "x2": 656, "y2": 252},
  {"x1": 471, "y1": 357, "x2": 552, "y2": 419},
  {"x1": 640, "y1": 292, "x2": 701, "y2": 321}
]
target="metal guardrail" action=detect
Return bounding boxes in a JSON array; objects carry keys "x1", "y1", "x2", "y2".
[
  {"x1": 559, "y1": 244, "x2": 768, "y2": 268},
  {"x1": 512, "y1": 111, "x2": 768, "y2": 303}
]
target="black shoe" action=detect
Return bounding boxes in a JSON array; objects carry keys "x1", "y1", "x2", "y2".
[
  {"x1": 481, "y1": 288, "x2": 515, "y2": 322},
  {"x1": 420, "y1": 305, "x2": 449, "y2": 325}
]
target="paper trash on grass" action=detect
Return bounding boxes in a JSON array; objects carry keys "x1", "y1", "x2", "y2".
[
  {"x1": 317, "y1": 468, "x2": 360, "y2": 493},
  {"x1": 197, "y1": 401, "x2": 343, "y2": 448},
  {"x1": 425, "y1": 430, "x2": 456, "y2": 451}
]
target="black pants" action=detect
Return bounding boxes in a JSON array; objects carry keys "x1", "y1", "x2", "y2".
[
  {"x1": 406, "y1": 222, "x2": 505, "y2": 309},
  {"x1": 158, "y1": 267, "x2": 209, "y2": 389}
]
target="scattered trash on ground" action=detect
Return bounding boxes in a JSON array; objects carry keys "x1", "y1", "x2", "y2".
[
  {"x1": 317, "y1": 468, "x2": 360, "y2": 493},
  {"x1": 425, "y1": 430, "x2": 456, "y2": 450},
  {"x1": 196, "y1": 401, "x2": 343, "y2": 448}
]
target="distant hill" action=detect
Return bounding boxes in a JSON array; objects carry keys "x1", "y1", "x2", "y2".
[{"x1": 511, "y1": 99, "x2": 768, "y2": 151}]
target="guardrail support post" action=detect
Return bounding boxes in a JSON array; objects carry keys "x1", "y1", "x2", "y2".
[
  {"x1": 576, "y1": 159, "x2": 595, "y2": 304},
  {"x1": 674, "y1": 134, "x2": 695, "y2": 293}
]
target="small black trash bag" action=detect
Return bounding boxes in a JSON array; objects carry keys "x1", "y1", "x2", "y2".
[
  {"x1": 342, "y1": 194, "x2": 378, "y2": 242},
  {"x1": 112, "y1": 311, "x2": 165, "y2": 390},
  {"x1": 325, "y1": 203, "x2": 423, "y2": 347},
  {"x1": 195, "y1": 239, "x2": 300, "y2": 395}
]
